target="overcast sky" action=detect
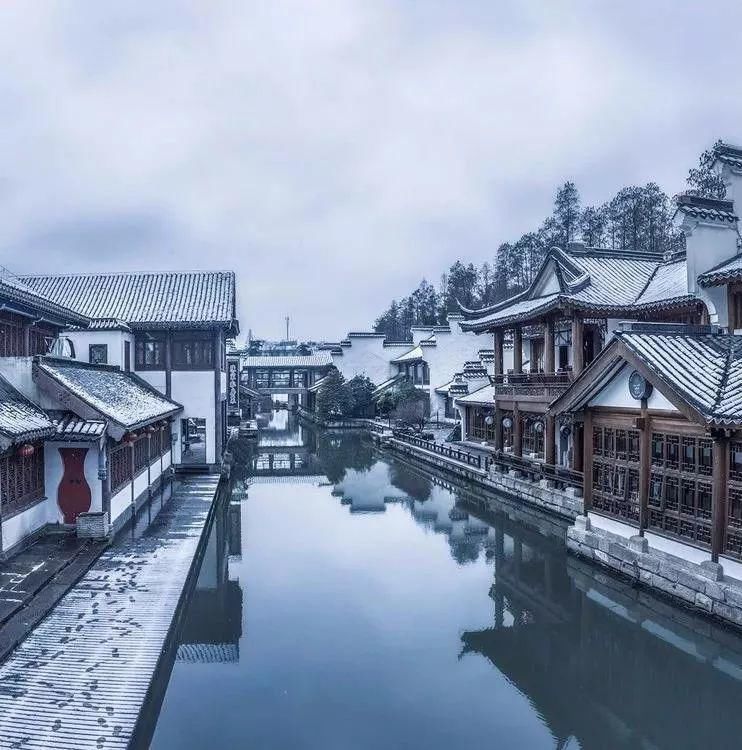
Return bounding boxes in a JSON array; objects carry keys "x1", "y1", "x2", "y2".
[{"x1": 1, "y1": 1, "x2": 741, "y2": 341}]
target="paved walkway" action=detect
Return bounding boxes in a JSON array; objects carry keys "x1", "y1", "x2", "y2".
[{"x1": 0, "y1": 474, "x2": 221, "y2": 750}]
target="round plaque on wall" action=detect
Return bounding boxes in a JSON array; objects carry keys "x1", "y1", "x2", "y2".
[{"x1": 628, "y1": 370, "x2": 653, "y2": 401}]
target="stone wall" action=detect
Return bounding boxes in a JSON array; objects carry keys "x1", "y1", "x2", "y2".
[
  {"x1": 384, "y1": 437, "x2": 583, "y2": 521},
  {"x1": 568, "y1": 516, "x2": 742, "y2": 630}
]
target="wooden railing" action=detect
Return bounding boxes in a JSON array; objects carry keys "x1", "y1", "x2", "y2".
[
  {"x1": 391, "y1": 432, "x2": 583, "y2": 491},
  {"x1": 391, "y1": 432, "x2": 493, "y2": 472},
  {"x1": 491, "y1": 371, "x2": 572, "y2": 398}
]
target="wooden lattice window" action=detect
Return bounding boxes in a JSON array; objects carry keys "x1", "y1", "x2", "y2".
[
  {"x1": 647, "y1": 431, "x2": 712, "y2": 548},
  {"x1": 592, "y1": 424, "x2": 640, "y2": 524},
  {"x1": 502, "y1": 411, "x2": 513, "y2": 449},
  {"x1": 522, "y1": 420, "x2": 545, "y2": 459},
  {"x1": 0, "y1": 443, "x2": 44, "y2": 516},
  {"x1": 470, "y1": 409, "x2": 497, "y2": 443},
  {"x1": 109, "y1": 443, "x2": 130, "y2": 494},
  {"x1": 133, "y1": 436, "x2": 149, "y2": 475}
]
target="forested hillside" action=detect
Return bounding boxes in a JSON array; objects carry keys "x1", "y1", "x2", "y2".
[{"x1": 372, "y1": 141, "x2": 725, "y2": 341}]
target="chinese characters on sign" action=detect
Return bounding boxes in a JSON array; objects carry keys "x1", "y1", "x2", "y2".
[{"x1": 227, "y1": 359, "x2": 240, "y2": 415}]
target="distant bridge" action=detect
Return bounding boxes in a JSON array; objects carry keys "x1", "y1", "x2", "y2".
[{"x1": 241, "y1": 352, "x2": 333, "y2": 409}]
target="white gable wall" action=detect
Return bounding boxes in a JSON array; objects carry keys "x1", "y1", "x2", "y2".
[
  {"x1": 332, "y1": 337, "x2": 391, "y2": 386},
  {"x1": 588, "y1": 363, "x2": 679, "y2": 412}
]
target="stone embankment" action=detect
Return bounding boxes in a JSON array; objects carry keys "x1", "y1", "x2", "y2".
[{"x1": 569, "y1": 517, "x2": 742, "y2": 629}]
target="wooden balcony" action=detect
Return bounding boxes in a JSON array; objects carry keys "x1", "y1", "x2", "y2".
[{"x1": 492, "y1": 371, "x2": 572, "y2": 401}]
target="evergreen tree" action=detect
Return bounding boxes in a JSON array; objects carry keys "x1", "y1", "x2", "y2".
[
  {"x1": 316, "y1": 368, "x2": 354, "y2": 422},
  {"x1": 553, "y1": 181, "x2": 581, "y2": 246},
  {"x1": 687, "y1": 139, "x2": 726, "y2": 199},
  {"x1": 579, "y1": 205, "x2": 607, "y2": 247},
  {"x1": 347, "y1": 375, "x2": 375, "y2": 418}
]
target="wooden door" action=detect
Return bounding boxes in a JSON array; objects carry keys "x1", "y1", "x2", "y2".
[{"x1": 57, "y1": 447, "x2": 92, "y2": 524}]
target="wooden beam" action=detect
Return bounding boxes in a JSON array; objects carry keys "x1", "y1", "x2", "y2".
[
  {"x1": 544, "y1": 318, "x2": 555, "y2": 375},
  {"x1": 494, "y1": 406, "x2": 503, "y2": 451},
  {"x1": 571, "y1": 421, "x2": 584, "y2": 473},
  {"x1": 583, "y1": 410, "x2": 593, "y2": 512},
  {"x1": 711, "y1": 433, "x2": 730, "y2": 563},
  {"x1": 165, "y1": 331, "x2": 172, "y2": 398},
  {"x1": 494, "y1": 330, "x2": 504, "y2": 377},
  {"x1": 639, "y1": 401, "x2": 651, "y2": 535},
  {"x1": 545, "y1": 415, "x2": 556, "y2": 465},
  {"x1": 571, "y1": 314, "x2": 584, "y2": 376},
  {"x1": 513, "y1": 404, "x2": 522, "y2": 457},
  {"x1": 513, "y1": 326, "x2": 522, "y2": 374}
]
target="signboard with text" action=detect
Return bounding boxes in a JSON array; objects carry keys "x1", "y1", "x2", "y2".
[{"x1": 227, "y1": 358, "x2": 240, "y2": 415}]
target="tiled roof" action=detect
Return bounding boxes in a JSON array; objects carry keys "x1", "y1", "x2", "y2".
[
  {"x1": 242, "y1": 353, "x2": 333, "y2": 368},
  {"x1": 713, "y1": 142, "x2": 742, "y2": 170},
  {"x1": 0, "y1": 375, "x2": 55, "y2": 444},
  {"x1": 674, "y1": 194, "x2": 738, "y2": 223},
  {"x1": 19, "y1": 271, "x2": 237, "y2": 331},
  {"x1": 697, "y1": 254, "x2": 742, "y2": 288},
  {"x1": 460, "y1": 247, "x2": 697, "y2": 332},
  {"x1": 391, "y1": 345, "x2": 424, "y2": 364},
  {"x1": 371, "y1": 374, "x2": 404, "y2": 398},
  {"x1": 553, "y1": 326, "x2": 742, "y2": 427},
  {"x1": 35, "y1": 357, "x2": 181, "y2": 430},
  {"x1": 0, "y1": 269, "x2": 89, "y2": 327},
  {"x1": 50, "y1": 412, "x2": 107, "y2": 441},
  {"x1": 455, "y1": 384, "x2": 495, "y2": 406}
]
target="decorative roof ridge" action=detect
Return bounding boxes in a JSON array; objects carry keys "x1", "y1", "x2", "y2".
[
  {"x1": 20, "y1": 269, "x2": 236, "y2": 279},
  {"x1": 714, "y1": 141, "x2": 742, "y2": 166},
  {"x1": 675, "y1": 192, "x2": 736, "y2": 215}
]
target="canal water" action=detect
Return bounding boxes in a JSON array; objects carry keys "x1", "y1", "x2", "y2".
[{"x1": 149, "y1": 411, "x2": 742, "y2": 749}]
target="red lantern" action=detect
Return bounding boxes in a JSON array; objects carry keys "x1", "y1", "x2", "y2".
[
  {"x1": 123, "y1": 432, "x2": 137, "y2": 446},
  {"x1": 17, "y1": 443, "x2": 35, "y2": 458}
]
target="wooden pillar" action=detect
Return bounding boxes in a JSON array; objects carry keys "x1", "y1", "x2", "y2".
[
  {"x1": 711, "y1": 433, "x2": 730, "y2": 563},
  {"x1": 165, "y1": 331, "x2": 172, "y2": 398},
  {"x1": 494, "y1": 330, "x2": 504, "y2": 377},
  {"x1": 544, "y1": 318, "x2": 555, "y2": 375},
  {"x1": 494, "y1": 405, "x2": 503, "y2": 451},
  {"x1": 545, "y1": 415, "x2": 556, "y2": 465},
  {"x1": 571, "y1": 421, "x2": 584, "y2": 473},
  {"x1": 130, "y1": 442, "x2": 135, "y2": 506},
  {"x1": 101, "y1": 441, "x2": 111, "y2": 520},
  {"x1": 638, "y1": 403, "x2": 651, "y2": 535},
  {"x1": 582, "y1": 410, "x2": 593, "y2": 512},
  {"x1": 513, "y1": 404, "x2": 522, "y2": 458},
  {"x1": 571, "y1": 314, "x2": 584, "y2": 376},
  {"x1": 513, "y1": 326, "x2": 522, "y2": 374}
]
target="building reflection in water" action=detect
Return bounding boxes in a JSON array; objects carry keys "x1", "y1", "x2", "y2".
[
  {"x1": 175, "y1": 490, "x2": 244, "y2": 664},
  {"x1": 327, "y1": 453, "x2": 742, "y2": 750}
]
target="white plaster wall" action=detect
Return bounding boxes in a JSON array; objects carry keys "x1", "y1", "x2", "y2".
[
  {"x1": 138, "y1": 371, "x2": 167, "y2": 392},
  {"x1": 65, "y1": 330, "x2": 133, "y2": 369},
  {"x1": 3, "y1": 502, "x2": 48, "y2": 551},
  {"x1": 133, "y1": 468, "x2": 149, "y2": 500},
  {"x1": 0, "y1": 358, "x2": 58, "y2": 409},
  {"x1": 589, "y1": 363, "x2": 679, "y2": 412},
  {"x1": 333, "y1": 337, "x2": 391, "y2": 385},
  {"x1": 110, "y1": 485, "x2": 131, "y2": 525},
  {"x1": 683, "y1": 219, "x2": 738, "y2": 297},
  {"x1": 171, "y1": 371, "x2": 216, "y2": 464}
]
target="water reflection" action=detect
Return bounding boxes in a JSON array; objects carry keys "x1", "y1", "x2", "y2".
[{"x1": 150, "y1": 415, "x2": 742, "y2": 749}]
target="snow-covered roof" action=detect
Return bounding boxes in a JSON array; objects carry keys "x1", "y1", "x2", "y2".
[
  {"x1": 371, "y1": 373, "x2": 405, "y2": 399},
  {"x1": 50, "y1": 412, "x2": 107, "y2": 441},
  {"x1": 35, "y1": 357, "x2": 182, "y2": 431},
  {"x1": 391, "y1": 345, "x2": 424, "y2": 364},
  {"x1": 551, "y1": 324, "x2": 742, "y2": 427},
  {"x1": 460, "y1": 246, "x2": 699, "y2": 332},
  {"x1": 242, "y1": 353, "x2": 333, "y2": 368},
  {"x1": 455, "y1": 384, "x2": 495, "y2": 406},
  {"x1": 0, "y1": 268, "x2": 89, "y2": 327},
  {"x1": 19, "y1": 271, "x2": 237, "y2": 332},
  {"x1": 698, "y1": 253, "x2": 742, "y2": 287},
  {"x1": 0, "y1": 375, "x2": 55, "y2": 444}
]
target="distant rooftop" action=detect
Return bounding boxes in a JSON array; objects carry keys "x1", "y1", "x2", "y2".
[{"x1": 19, "y1": 271, "x2": 238, "y2": 332}]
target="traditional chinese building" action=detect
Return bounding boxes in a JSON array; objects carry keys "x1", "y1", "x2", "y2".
[
  {"x1": 0, "y1": 271, "x2": 184, "y2": 555},
  {"x1": 459, "y1": 181, "x2": 742, "y2": 470},
  {"x1": 19, "y1": 271, "x2": 239, "y2": 469}
]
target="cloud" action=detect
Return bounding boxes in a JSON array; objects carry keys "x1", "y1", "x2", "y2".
[{"x1": 0, "y1": 1, "x2": 741, "y2": 339}]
